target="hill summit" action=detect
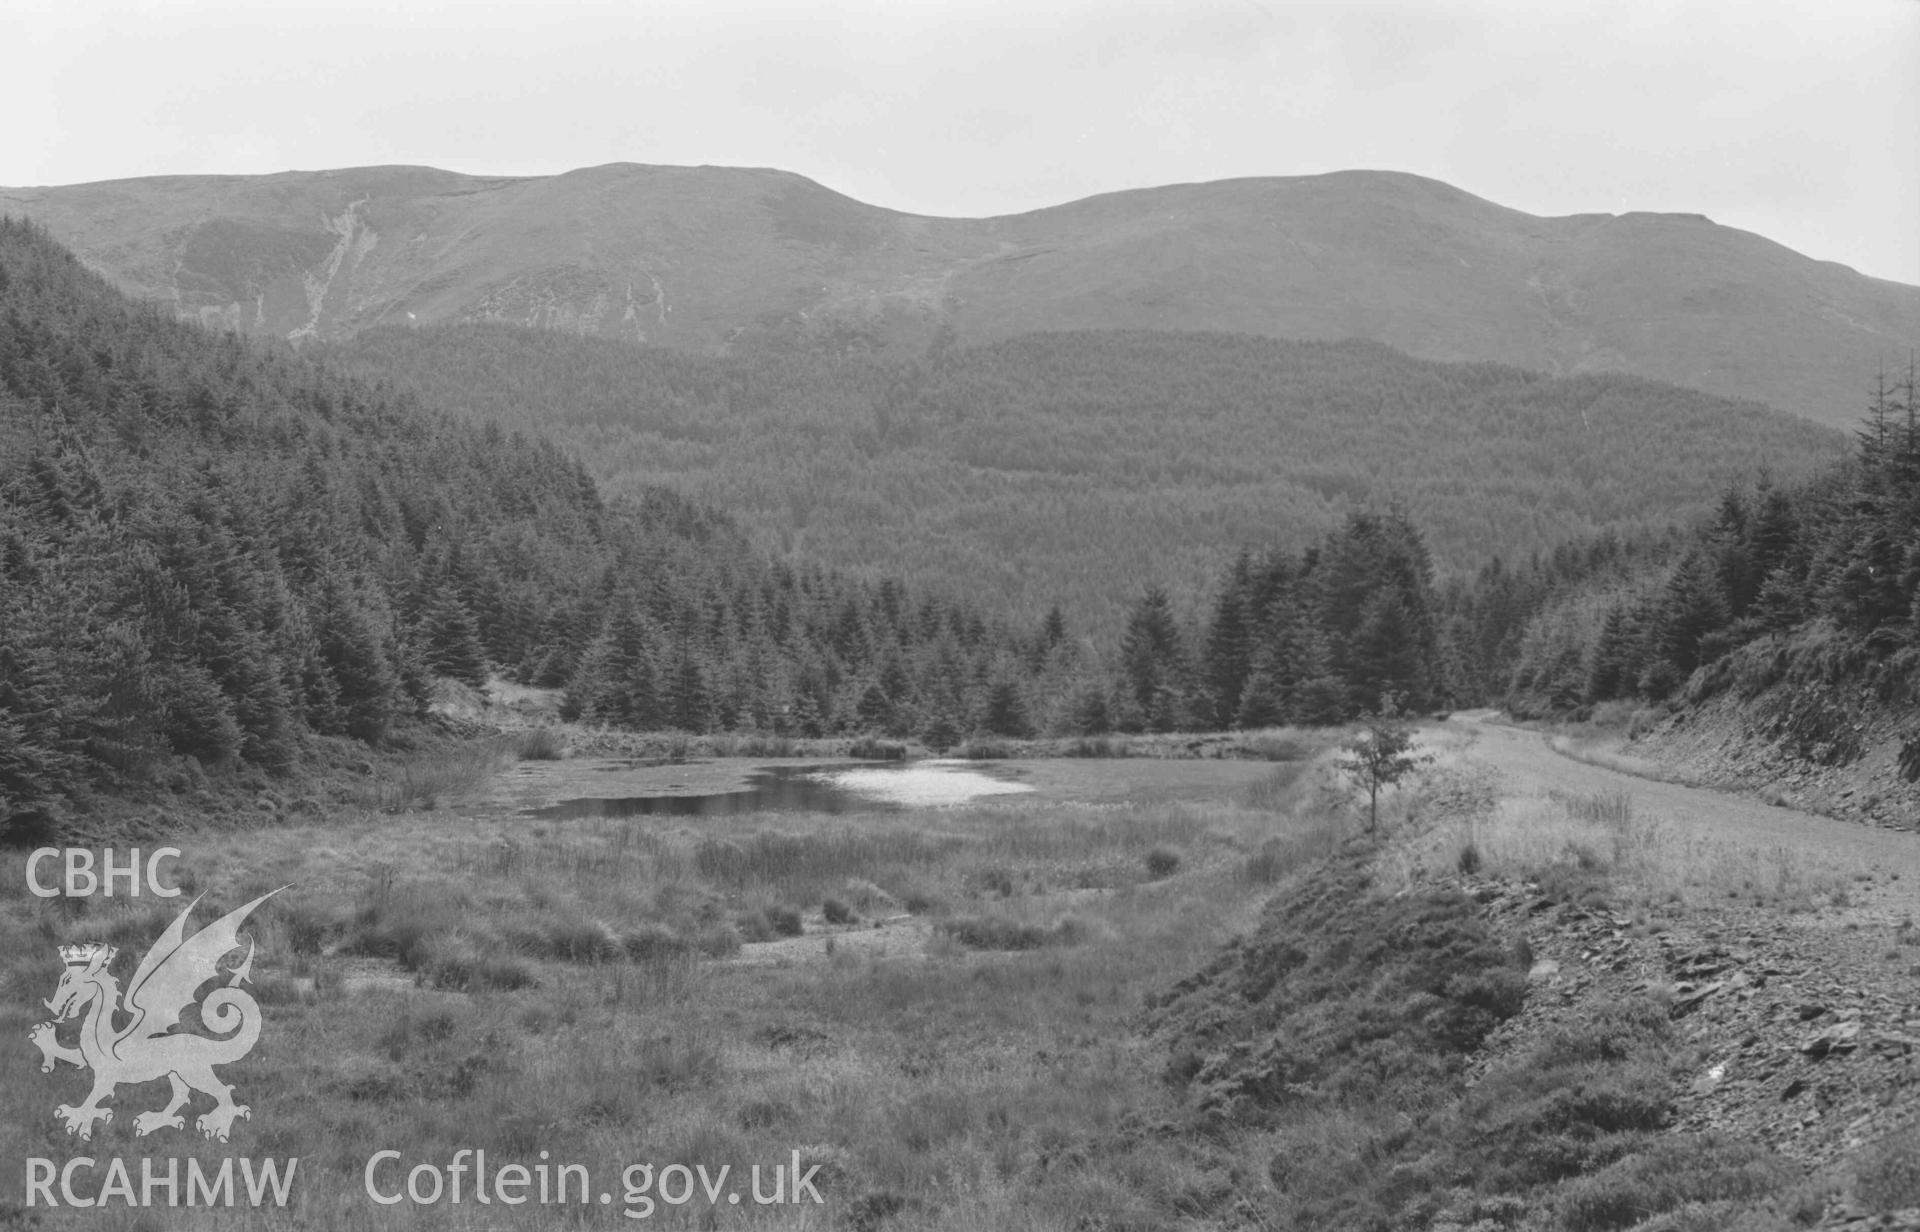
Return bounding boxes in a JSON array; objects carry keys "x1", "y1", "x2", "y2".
[{"x1": 5, "y1": 163, "x2": 1917, "y2": 427}]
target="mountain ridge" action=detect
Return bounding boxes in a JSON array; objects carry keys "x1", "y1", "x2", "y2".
[{"x1": 5, "y1": 162, "x2": 1916, "y2": 428}]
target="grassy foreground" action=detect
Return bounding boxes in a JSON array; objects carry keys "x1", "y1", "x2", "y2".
[
  {"x1": 7, "y1": 722, "x2": 1904, "y2": 1230},
  {"x1": 0, "y1": 738, "x2": 1342, "y2": 1229}
]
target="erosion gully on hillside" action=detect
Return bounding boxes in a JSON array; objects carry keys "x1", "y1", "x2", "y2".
[{"x1": 1449, "y1": 713, "x2": 1920, "y2": 1216}]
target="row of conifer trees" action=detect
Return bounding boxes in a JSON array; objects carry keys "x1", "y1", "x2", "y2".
[
  {"x1": 0, "y1": 220, "x2": 1040, "y2": 835},
  {"x1": 6, "y1": 214, "x2": 1911, "y2": 840},
  {"x1": 1487, "y1": 367, "x2": 1920, "y2": 716}
]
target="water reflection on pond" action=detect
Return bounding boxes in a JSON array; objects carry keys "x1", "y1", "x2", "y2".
[{"x1": 522, "y1": 760, "x2": 1035, "y2": 820}]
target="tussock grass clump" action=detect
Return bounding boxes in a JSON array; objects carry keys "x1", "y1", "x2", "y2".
[
  {"x1": 900, "y1": 889, "x2": 944, "y2": 915},
  {"x1": 937, "y1": 914, "x2": 1048, "y2": 950},
  {"x1": 347, "y1": 900, "x2": 539, "y2": 990},
  {"x1": 968, "y1": 864, "x2": 1017, "y2": 898},
  {"x1": 1566, "y1": 789, "x2": 1633, "y2": 828},
  {"x1": 695, "y1": 923, "x2": 742, "y2": 958},
  {"x1": 1555, "y1": 1135, "x2": 1795, "y2": 1231},
  {"x1": 357, "y1": 740, "x2": 518, "y2": 812},
  {"x1": 634, "y1": 1033, "x2": 723, "y2": 1092},
  {"x1": 1534, "y1": 861, "x2": 1613, "y2": 910},
  {"x1": 763, "y1": 905, "x2": 804, "y2": 937},
  {"x1": 841, "y1": 878, "x2": 901, "y2": 915},
  {"x1": 1854, "y1": 1123, "x2": 1920, "y2": 1213},
  {"x1": 732, "y1": 910, "x2": 776, "y2": 944},
  {"x1": 275, "y1": 897, "x2": 341, "y2": 956},
  {"x1": 511, "y1": 726, "x2": 568, "y2": 760},
  {"x1": 936, "y1": 912, "x2": 1095, "y2": 951},
  {"x1": 1241, "y1": 843, "x2": 1289, "y2": 885},
  {"x1": 565, "y1": 1036, "x2": 723, "y2": 1126},
  {"x1": 1144, "y1": 844, "x2": 1182, "y2": 879},
  {"x1": 620, "y1": 920, "x2": 692, "y2": 962},
  {"x1": 349, "y1": 902, "x2": 452, "y2": 971},
  {"x1": 847, "y1": 736, "x2": 908, "y2": 761},
  {"x1": 544, "y1": 916, "x2": 624, "y2": 963},
  {"x1": 419, "y1": 941, "x2": 538, "y2": 992},
  {"x1": 737, "y1": 1098, "x2": 798, "y2": 1131},
  {"x1": 1241, "y1": 818, "x2": 1347, "y2": 885},
  {"x1": 376, "y1": 1008, "x2": 458, "y2": 1060},
  {"x1": 1240, "y1": 761, "x2": 1316, "y2": 812}
]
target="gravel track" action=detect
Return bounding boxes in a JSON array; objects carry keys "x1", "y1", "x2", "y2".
[{"x1": 1457, "y1": 711, "x2": 1920, "y2": 921}]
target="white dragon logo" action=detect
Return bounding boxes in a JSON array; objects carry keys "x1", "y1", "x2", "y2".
[{"x1": 28, "y1": 888, "x2": 283, "y2": 1142}]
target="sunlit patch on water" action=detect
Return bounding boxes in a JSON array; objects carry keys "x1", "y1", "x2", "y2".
[{"x1": 810, "y1": 761, "x2": 1036, "y2": 807}]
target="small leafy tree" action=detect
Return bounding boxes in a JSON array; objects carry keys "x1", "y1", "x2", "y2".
[{"x1": 1337, "y1": 699, "x2": 1432, "y2": 837}]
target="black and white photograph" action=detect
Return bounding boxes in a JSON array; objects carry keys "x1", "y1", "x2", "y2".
[{"x1": 2, "y1": 0, "x2": 1918, "y2": 1226}]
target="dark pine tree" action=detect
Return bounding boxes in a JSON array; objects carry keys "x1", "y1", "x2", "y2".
[
  {"x1": 981, "y1": 679, "x2": 1031, "y2": 739},
  {"x1": 1120, "y1": 586, "x2": 1185, "y2": 732},
  {"x1": 1204, "y1": 550, "x2": 1254, "y2": 728}
]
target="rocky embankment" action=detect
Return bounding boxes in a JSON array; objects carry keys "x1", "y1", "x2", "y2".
[
  {"x1": 1468, "y1": 874, "x2": 1920, "y2": 1227},
  {"x1": 1629, "y1": 692, "x2": 1920, "y2": 834}
]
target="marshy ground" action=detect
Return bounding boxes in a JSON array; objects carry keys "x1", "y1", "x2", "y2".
[
  {"x1": 4, "y1": 718, "x2": 1916, "y2": 1230},
  {"x1": 0, "y1": 735, "x2": 1334, "y2": 1229}
]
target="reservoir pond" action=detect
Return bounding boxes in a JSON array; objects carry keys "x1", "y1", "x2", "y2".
[{"x1": 523, "y1": 760, "x2": 1035, "y2": 820}]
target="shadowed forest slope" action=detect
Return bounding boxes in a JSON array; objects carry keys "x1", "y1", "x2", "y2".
[
  {"x1": 0, "y1": 221, "x2": 1038, "y2": 837},
  {"x1": 329, "y1": 323, "x2": 1848, "y2": 635}
]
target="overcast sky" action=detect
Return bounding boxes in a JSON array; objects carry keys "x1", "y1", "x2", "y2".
[{"x1": 5, "y1": 0, "x2": 1916, "y2": 284}]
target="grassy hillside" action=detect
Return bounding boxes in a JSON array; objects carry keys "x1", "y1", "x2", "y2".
[
  {"x1": 965, "y1": 172, "x2": 1920, "y2": 430},
  {"x1": 328, "y1": 323, "x2": 1849, "y2": 637},
  {"x1": 8, "y1": 164, "x2": 1918, "y2": 425}
]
